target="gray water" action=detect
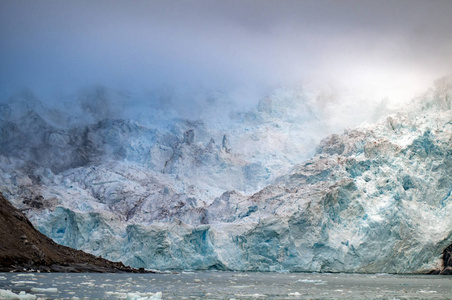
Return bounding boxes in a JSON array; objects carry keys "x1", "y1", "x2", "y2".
[{"x1": 0, "y1": 271, "x2": 451, "y2": 299}]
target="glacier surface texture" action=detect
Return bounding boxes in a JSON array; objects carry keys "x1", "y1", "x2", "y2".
[{"x1": 1, "y1": 82, "x2": 452, "y2": 273}]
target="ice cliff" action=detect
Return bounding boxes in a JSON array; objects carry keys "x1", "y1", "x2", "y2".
[{"x1": 1, "y1": 80, "x2": 451, "y2": 273}]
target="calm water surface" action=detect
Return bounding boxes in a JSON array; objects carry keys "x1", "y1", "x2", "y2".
[{"x1": 1, "y1": 271, "x2": 451, "y2": 299}]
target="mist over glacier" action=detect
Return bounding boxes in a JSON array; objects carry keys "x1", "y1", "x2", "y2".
[
  {"x1": 1, "y1": 1, "x2": 452, "y2": 273},
  {"x1": 2, "y1": 78, "x2": 452, "y2": 273},
  {"x1": 2, "y1": 0, "x2": 452, "y2": 106}
]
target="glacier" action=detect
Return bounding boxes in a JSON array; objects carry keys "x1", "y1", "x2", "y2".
[{"x1": 1, "y1": 80, "x2": 452, "y2": 273}]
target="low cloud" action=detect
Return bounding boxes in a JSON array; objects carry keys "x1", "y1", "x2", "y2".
[{"x1": 1, "y1": 0, "x2": 451, "y2": 119}]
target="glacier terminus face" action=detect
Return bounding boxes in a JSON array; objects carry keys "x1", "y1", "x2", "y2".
[{"x1": 1, "y1": 81, "x2": 452, "y2": 273}]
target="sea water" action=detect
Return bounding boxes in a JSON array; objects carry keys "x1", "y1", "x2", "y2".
[{"x1": 0, "y1": 271, "x2": 451, "y2": 299}]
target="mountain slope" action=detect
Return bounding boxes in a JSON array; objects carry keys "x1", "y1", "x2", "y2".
[{"x1": 0, "y1": 192, "x2": 150, "y2": 272}]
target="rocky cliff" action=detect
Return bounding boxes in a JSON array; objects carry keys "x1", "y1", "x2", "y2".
[{"x1": 0, "y1": 192, "x2": 147, "y2": 273}]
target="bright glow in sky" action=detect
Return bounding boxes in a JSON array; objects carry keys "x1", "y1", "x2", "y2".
[{"x1": 1, "y1": 0, "x2": 452, "y2": 109}]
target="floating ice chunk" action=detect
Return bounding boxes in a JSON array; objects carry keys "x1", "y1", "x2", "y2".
[
  {"x1": 12, "y1": 281, "x2": 37, "y2": 285},
  {"x1": 297, "y1": 279, "x2": 326, "y2": 284},
  {"x1": 0, "y1": 289, "x2": 37, "y2": 299},
  {"x1": 105, "y1": 291, "x2": 128, "y2": 297},
  {"x1": 288, "y1": 292, "x2": 301, "y2": 296},
  {"x1": 30, "y1": 287, "x2": 58, "y2": 293},
  {"x1": 125, "y1": 291, "x2": 163, "y2": 300},
  {"x1": 0, "y1": 276, "x2": 6, "y2": 280}
]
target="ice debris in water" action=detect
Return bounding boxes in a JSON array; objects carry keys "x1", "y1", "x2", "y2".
[
  {"x1": 297, "y1": 279, "x2": 326, "y2": 284},
  {"x1": 126, "y1": 291, "x2": 162, "y2": 300},
  {"x1": 13, "y1": 281, "x2": 37, "y2": 285},
  {"x1": 0, "y1": 289, "x2": 37, "y2": 300},
  {"x1": 106, "y1": 291, "x2": 163, "y2": 299},
  {"x1": 30, "y1": 287, "x2": 58, "y2": 293}
]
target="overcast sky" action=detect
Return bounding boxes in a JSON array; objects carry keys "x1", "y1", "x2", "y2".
[{"x1": 1, "y1": 0, "x2": 452, "y2": 106}]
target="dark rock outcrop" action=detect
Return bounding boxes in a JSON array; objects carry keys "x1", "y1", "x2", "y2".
[
  {"x1": 440, "y1": 244, "x2": 452, "y2": 275},
  {"x1": 0, "y1": 192, "x2": 150, "y2": 273},
  {"x1": 428, "y1": 244, "x2": 452, "y2": 275}
]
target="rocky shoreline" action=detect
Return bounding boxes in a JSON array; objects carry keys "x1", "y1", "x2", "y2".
[{"x1": 0, "y1": 192, "x2": 151, "y2": 273}]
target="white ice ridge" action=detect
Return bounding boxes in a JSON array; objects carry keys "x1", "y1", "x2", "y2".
[{"x1": 1, "y1": 78, "x2": 452, "y2": 272}]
